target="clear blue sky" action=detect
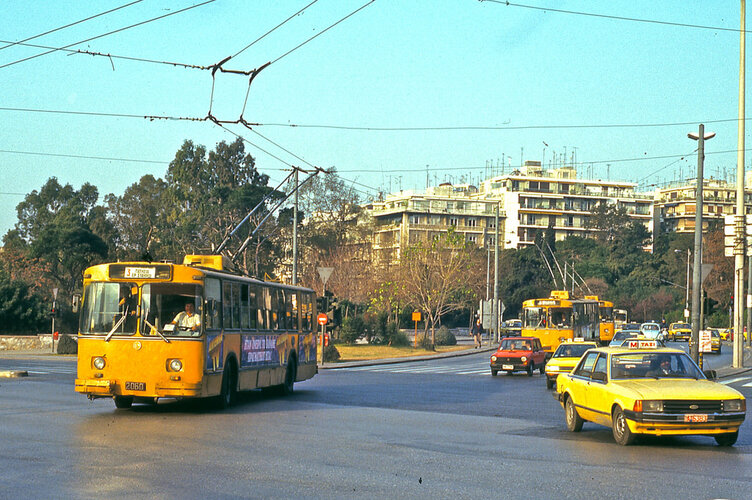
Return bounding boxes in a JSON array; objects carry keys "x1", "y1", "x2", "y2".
[{"x1": 1, "y1": 1, "x2": 749, "y2": 237}]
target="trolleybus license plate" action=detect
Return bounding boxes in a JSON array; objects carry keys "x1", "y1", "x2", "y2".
[{"x1": 125, "y1": 381, "x2": 146, "y2": 391}]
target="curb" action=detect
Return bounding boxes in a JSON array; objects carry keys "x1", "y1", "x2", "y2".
[
  {"x1": 320, "y1": 345, "x2": 496, "y2": 370},
  {"x1": 0, "y1": 370, "x2": 29, "y2": 378}
]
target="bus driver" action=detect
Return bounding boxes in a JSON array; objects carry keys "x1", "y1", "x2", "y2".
[{"x1": 172, "y1": 302, "x2": 201, "y2": 332}]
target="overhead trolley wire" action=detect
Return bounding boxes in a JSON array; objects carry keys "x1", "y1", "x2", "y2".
[
  {"x1": 0, "y1": 0, "x2": 216, "y2": 70},
  {"x1": 0, "y1": 0, "x2": 144, "y2": 52},
  {"x1": 482, "y1": 1, "x2": 752, "y2": 34}
]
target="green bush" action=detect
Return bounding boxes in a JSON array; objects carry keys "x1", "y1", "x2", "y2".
[
  {"x1": 323, "y1": 344, "x2": 340, "y2": 362},
  {"x1": 415, "y1": 333, "x2": 435, "y2": 351},
  {"x1": 389, "y1": 330, "x2": 411, "y2": 347},
  {"x1": 435, "y1": 326, "x2": 457, "y2": 346},
  {"x1": 339, "y1": 316, "x2": 364, "y2": 344},
  {"x1": 56, "y1": 334, "x2": 78, "y2": 354}
]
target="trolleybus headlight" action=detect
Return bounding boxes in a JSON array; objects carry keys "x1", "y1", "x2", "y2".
[
  {"x1": 723, "y1": 399, "x2": 745, "y2": 412},
  {"x1": 92, "y1": 357, "x2": 106, "y2": 370},
  {"x1": 168, "y1": 359, "x2": 183, "y2": 372}
]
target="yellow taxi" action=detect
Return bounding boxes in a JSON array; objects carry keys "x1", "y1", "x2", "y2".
[
  {"x1": 555, "y1": 339, "x2": 746, "y2": 446},
  {"x1": 689, "y1": 329, "x2": 722, "y2": 354},
  {"x1": 668, "y1": 322, "x2": 692, "y2": 342},
  {"x1": 544, "y1": 339, "x2": 599, "y2": 390},
  {"x1": 719, "y1": 328, "x2": 732, "y2": 341}
]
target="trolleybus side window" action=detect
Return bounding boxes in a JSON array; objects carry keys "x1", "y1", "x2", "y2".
[
  {"x1": 204, "y1": 278, "x2": 221, "y2": 330},
  {"x1": 249, "y1": 285, "x2": 259, "y2": 329},
  {"x1": 240, "y1": 283, "x2": 250, "y2": 329},
  {"x1": 264, "y1": 287, "x2": 274, "y2": 330}
]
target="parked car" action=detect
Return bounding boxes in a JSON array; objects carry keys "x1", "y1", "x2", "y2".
[
  {"x1": 609, "y1": 330, "x2": 644, "y2": 347},
  {"x1": 490, "y1": 336, "x2": 546, "y2": 377}
]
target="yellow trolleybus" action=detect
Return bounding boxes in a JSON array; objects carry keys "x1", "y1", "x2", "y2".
[
  {"x1": 521, "y1": 290, "x2": 600, "y2": 355},
  {"x1": 75, "y1": 255, "x2": 317, "y2": 409},
  {"x1": 585, "y1": 296, "x2": 615, "y2": 345}
]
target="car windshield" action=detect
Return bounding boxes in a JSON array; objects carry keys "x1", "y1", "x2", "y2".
[
  {"x1": 612, "y1": 331, "x2": 633, "y2": 341},
  {"x1": 610, "y1": 352, "x2": 704, "y2": 380},
  {"x1": 552, "y1": 343, "x2": 595, "y2": 358},
  {"x1": 642, "y1": 324, "x2": 659, "y2": 331},
  {"x1": 673, "y1": 323, "x2": 690, "y2": 329},
  {"x1": 499, "y1": 339, "x2": 533, "y2": 350}
]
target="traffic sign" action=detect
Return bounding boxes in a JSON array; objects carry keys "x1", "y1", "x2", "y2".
[{"x1": 317, "y1": 313, "x2": 328, "y2": 326}]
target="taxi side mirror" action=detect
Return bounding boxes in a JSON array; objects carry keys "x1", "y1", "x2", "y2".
[
  {"x1": 703, "y1": 369, "x2": 717, "y2": 381},
  {"x1": 592, "y1": 372, "x2": 607, "y2": 382}
]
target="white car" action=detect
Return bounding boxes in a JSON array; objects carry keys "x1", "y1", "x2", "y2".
[{"x1": 639, "y1": 322, "x2": 663, "y2": 340}]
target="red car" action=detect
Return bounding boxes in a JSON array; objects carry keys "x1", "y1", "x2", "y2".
[{"x1": 490, "y1": 336, "x2": 546, "y2": 377}]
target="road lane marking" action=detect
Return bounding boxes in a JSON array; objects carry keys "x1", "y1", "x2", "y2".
[{"x1": 719, "y1": 376, "x2": 750, "y2": 385}]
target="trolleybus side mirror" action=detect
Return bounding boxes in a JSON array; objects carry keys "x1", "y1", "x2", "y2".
[{"x1": 72, "y1": 293, "x2": 81, "y2": 313}]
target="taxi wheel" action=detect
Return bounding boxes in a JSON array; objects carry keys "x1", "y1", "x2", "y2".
[
  {"x1": 565, "y1": 396, "x2": 583, "y2": 432},
  {"x1": 546, "y1": 378, "x2": 554, "y2": 390},
  {"x1": 715, "y1": 432, "x2": 738, "y2": 446},
  {"x1": 491, "y1": 369, "x2": 498, "y2": 377},
  {"x1": 612, "y1": 407, "x2": 635, "y2": 445},
  {"x1": 539, "y1": 364, "x2": 545, "y2": 375},
  {"x1": 527, "y1": 363, "x2": 534, "y2": 377}
]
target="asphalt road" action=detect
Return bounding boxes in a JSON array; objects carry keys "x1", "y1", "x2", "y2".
[{"x1": 1, "y1": 344, "x2": 751, "y2": 499}]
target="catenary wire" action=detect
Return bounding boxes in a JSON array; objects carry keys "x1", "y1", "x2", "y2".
[
  {"x1": 0, "y1": 0, "x2": 215, "y2": 70},
  {"x1": 482, "y1": 1, "x2": 752, "y2": 34},
  {"x1": 0, "y1": 0, "x2": 143, "y2": 52}
]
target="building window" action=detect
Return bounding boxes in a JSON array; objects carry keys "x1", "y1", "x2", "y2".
[
  {"x1": 410, "y1": 215, "x2": 420, "y2": 224},
  {"x1": 466, "y1": 217, "x2": 478, "y2": 227},
  {"x1": 449, "y1": 217, "x2": 459, "y2": 226},
  {"x1": 467, "y1": 235, "x2": 477, "y2": 243}
]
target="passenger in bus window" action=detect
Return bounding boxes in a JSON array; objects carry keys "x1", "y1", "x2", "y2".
[{"x1": 171, "y1": 303, "x2": 201, "y2": 332}]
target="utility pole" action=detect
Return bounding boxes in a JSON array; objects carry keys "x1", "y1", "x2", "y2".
[
  {"x1": 493, "y1": 201, "x2": 500, "y2": 344},
  {"x1": 734, "y1": 0, "x2": 747, "y2": 367},
  {"x1": 292, "y1": 168, "x2": 298, "y2": 285},
  {"x1": 688, "y1": 124, "x2": 714, "y2": 363}
]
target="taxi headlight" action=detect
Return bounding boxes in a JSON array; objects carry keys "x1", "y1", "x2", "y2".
[
  {"x1": 547, "y1": 365, "x2": 560, "y2": 372},
  {"x1": 168, "y1": 359, "x2": 183, "y2": 372},
  {"x1": 723, "y1": 399, "x2": 745, "y2": 412},
  {"x1": 92, "y1": 356, "x2": 106, "y2": 370},
  {"x1": 491, "y1": 355, "x2": 497, "y2": 362},
  {"x1": 520, "y1": 356, "x2": 527, "y2": 363},
  {"x1": 642, "y1": 400, "x2": 664, "y2": 412}
]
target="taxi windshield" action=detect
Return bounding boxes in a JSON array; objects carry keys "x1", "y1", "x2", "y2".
[
  {"x1": 552, "y1": 343, "x2": 594, "y2": 358},
  {"x1": 610, "y1": 352, "x2": 704, "y2": 380},
  {"x1": 499, "y1": 339, "x2": 533, "y2": 351}
]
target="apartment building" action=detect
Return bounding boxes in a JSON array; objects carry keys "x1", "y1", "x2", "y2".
[
  {"x1": 477, "y1": 162, "x2": 653, "y2": 248},
  {"x1": 654, "y1": 177, "x2": 752, "y2": 233},
  {"x1": 369, "y1": 161, "x2": 654, "y2": 266},
  {"x1": 370, "y1": 184, "x2": 503, "y2": 267}
]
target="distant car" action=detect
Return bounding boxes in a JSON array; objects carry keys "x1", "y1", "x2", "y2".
[
  {"x1": 609, "y1": 330, "x2": 644, "y2": 347},
  {"x1": 669, "y1": 322, "x2": 692, "y2": 342},
  {"x1": 621, "y1": 323, "x2": 642, "y2": 333},
  {"x1": 689, "y1": 329, "x2": 722, "y2": 354},
  {"x1": 555, "y1": 340, "x2": 746, "y2": 446},
  {"x1": 640, "y1": 322, "x2": 663, "y2": 340},
  {"x1": 500, "y1": 319, "x2": 522, "y2": 337},
  {"x1": 544, "y1": 340, "x2": 598, "y2": 389},
  {"x1": 490, "y1": 336, "x2": 546, "y2": 377},
  {"x1": 719, "y1": 328, "x2": 732, "y2": 341}
]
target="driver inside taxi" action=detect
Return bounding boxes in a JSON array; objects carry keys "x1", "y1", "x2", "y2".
[{"x1": 171, "y1": 302, "x2": 201, "y2": 332}]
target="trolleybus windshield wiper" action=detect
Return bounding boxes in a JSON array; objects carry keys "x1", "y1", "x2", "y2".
[
  {"x1": 143, "y1": 313, "x2": 170, "y2": 343},
  {"x1": 105, "y1": 308, "x2": 128, "y2": 342}
]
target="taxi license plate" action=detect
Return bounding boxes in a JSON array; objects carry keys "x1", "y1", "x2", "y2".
[
  {"x1": 125, "y1": 381, "x2": 146, "y2": 391},
  {"x1": 502, "y1": 364, "x2": 514, "y2": 370},
  {"x1": 684, "y1": 414, "x2": 708, "y2": 423}
]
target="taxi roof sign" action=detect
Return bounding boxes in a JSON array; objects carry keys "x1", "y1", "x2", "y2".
[{"x1": 627, "y1": 339, "x2": 658, "y2": 349}]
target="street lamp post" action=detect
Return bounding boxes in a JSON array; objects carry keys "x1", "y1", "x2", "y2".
[
  {"x1": 675, "y1": 248, "x2": 691, "y2": 319},
  {"x1": 687, "y1": 124, "x2": 714, "y2": 363}
]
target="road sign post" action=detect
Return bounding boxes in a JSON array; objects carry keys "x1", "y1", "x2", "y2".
[
  {"x1": 412, "y1": 311, "x2": 421, "y2": 347},
  {"x1": 317, "y1": 313, "x2": 328, "y2": 365}
]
